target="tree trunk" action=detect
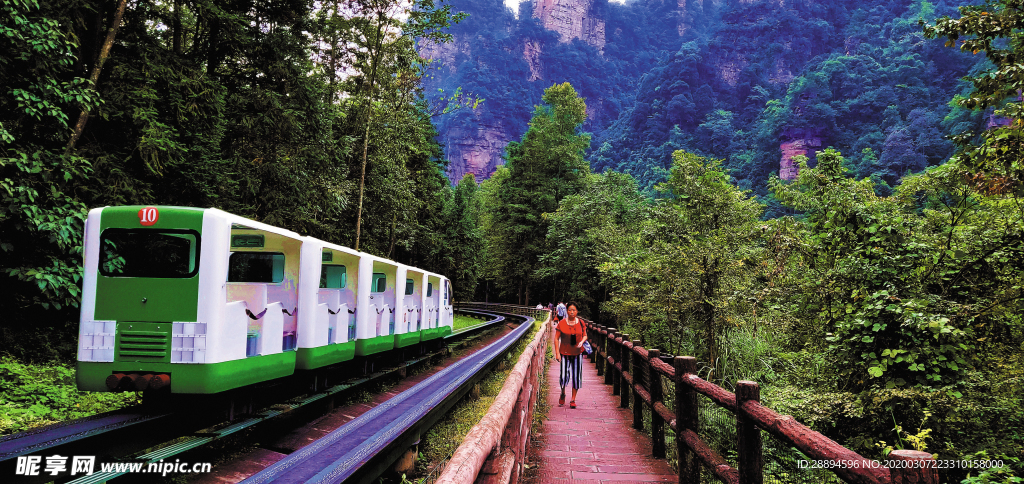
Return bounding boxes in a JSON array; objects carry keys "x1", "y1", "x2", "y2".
[
  {"x1": 354, "y1": 14, "x2": 387, "y2": 251},
  {"x1": 173, "y1": 0, "x2": 182, "y2": 54},
  {"x1": 207, "y1": 13, "x2": 220, "y2": 75},
  {"x1": 65, "y1": 0, "x2": 128, "y2": 154},
  {"x1": 387, "y1": 214, "x2": 396, "y2": 258}
]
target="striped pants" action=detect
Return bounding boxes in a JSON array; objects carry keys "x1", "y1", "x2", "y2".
[{"x1": 559, "y1": 354, "x2": 583, "y2": 390}]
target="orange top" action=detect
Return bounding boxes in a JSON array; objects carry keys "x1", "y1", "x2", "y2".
[{"x1": 556, "y1": 318, "x2": 586, "y2": 356}]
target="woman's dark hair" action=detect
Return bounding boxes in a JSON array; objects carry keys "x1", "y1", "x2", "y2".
[{"x1": 566, "y1": 301, "x2": 579, "y2": 310}]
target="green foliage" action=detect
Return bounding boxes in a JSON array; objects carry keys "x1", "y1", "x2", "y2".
[
  {"x1": 591, "y1": 151, "x2": 762, "y2": 374},
  {"x1": 0, "y1": 357, "x2": 136, "y2": 435},
  {"x1": 540, "y1": 170, "x2": 649, "y2": 316},
  {"x1": 924, "y1": 0, "x2": 1024, "y2": 191},
  {"x1": 771, "y1": 149, "x2": 1024, "y2": 389},
  {"x1": 482, "y1": 82, "x2": 591, "y2": 304},
  {"x1": 960, "y1": 452, "x2": 1024, "y2": 484},
  {"x1": 452, "y1": 314, "x2": 478, "y2": 330},
  {"x1": 0, "y1": 0, "x2": 475, "y2": 362},
  {"x1": 0, "y1": 0, "x2": 101, "y2": 359}
]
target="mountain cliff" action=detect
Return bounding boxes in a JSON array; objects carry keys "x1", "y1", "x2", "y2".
[
  {"x1": 533, "y1": 0, "x2": 607, "y2": 51},
  {"x1": 421, "y1": 0, "x2": 984, "y2": 200}
]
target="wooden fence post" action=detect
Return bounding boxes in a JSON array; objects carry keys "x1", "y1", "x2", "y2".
[
  {"x1": 632, "y1": 340, "x2": 643, "y2": 429},
  {"x1": 596, "y1": 326, "x2": 605, "y2": 376},
  {"x1": 620, "y1": 334, "x2": 631, "y2": 408},
  {"x1": 888, "y1": 450, "x2": 939, "y2": 484},
  {"x1": 676, "y1": 356, "x2": 699, "y2": 484},
  {"x1": 612, "y1": 332, "x2": 622, "y2": 395},
  {"x1": 736, "y1": 380, "x2": 763, "y2": 484},
  {"x1": 649, "y1": 349, "x2": 665, "y2": 458},
  {"x1": 604, "y1": 328, "x2": 617, "y2": 384}
]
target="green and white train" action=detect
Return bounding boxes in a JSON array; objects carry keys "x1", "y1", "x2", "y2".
[{"x1": 77, "y1": 206, "x2": 454, "y2": 394}]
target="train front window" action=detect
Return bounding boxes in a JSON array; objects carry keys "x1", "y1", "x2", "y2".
[
  {"x1": 228, "y1": 253, "x2": 285, "y2": 283},
  {"x1": 100, "y1": 229, "x2": 200, "y2": 278},
  {"x1": 320, "y1": 265, "x2": 347, "y2": 289}
]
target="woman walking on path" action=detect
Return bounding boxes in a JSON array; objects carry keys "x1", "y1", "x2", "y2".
[{"x1": 554, "y1": 302, "x2": 587, "y2": 409}]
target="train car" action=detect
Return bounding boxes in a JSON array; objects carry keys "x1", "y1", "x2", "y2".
[
  {"x1": 295, "y1": 239, "x2": 359, "y2": 370},
  {"x1": 77, "y1": 206, "x2": 454, "y2": 394}
]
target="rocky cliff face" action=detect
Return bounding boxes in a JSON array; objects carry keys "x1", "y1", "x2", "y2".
[
  {"x1": 533, "y1": 0, "x2": 606, "y2": 51},
  {"x1": 524, "y1": 40, "x2": 543, "y2": 81},
  {"x1": 779, "y1": 128, "x2": 823, "y2": 180},
  {"x1": 445, "y1": 120, "x2": 512, "y2": 183},
  {"x1": 418, "y1": 38, "x2": 471, "y2": 72}
]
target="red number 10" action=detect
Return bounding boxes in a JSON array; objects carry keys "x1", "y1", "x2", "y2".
[{"x1": 138, "y1": 207, "x2": 159, "y2": 226}]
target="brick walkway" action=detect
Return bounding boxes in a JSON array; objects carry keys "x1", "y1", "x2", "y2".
[{"x1": 530, "y1": 351, "x2": 677, "y2": 483}]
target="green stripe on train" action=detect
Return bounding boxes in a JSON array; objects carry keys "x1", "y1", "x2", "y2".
[
  {"x1": 354, "y1": 335, "x2": 395, "y2": 356},
  {"x1": 295, "y1": 342, "x2": 356, "y2": 370},
  {"x1": 77, "y1": 352, "x2": 295, "y2": 394},
  {"x1": 394, "y1": 331, "x2": 421, "y2": 348},
  {"x1": 421, "y1": 326, "x2": 451, "y2": 341}
]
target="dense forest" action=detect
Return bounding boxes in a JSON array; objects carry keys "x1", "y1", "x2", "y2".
[
  {"x1": 0, "y1": 0, "x2": 484, "y2": 359},
  {"x1": 424, "y1": 0, "x2": 989, "y2": 208},
  {"x1": 1, "y1": 0, "x2": 1023, "y2": 481}
]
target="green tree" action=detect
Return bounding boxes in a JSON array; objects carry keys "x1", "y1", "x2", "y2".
[
  {"x1": 441, "y1": 174, "x2": 484, "y2": 301},
  {"x1": 653, "y1": 151, "x2": 762, "y2": 369},
  {"x1": 484, "y1": 82, "x2": 591, "y2": 304},
  {"x1": 923, "y1": 0, "x2": 1024, "y2": 192},
  {"x1": 540, "y1": 171, "x2": 650, "y2": 316},
  {"x1": 0, "y1": 0, "x2": 101, "y2": 359},
  {"x1": 348, "y1": 0, "x2": 466, "y2": 250},
  {"x1": 771, "y1": 149, "x2": 1024, "y2": 388}
]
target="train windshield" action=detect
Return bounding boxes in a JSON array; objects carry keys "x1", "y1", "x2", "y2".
[{"x1": 100, "y1": 229, "x2": 200, "y2": 278}]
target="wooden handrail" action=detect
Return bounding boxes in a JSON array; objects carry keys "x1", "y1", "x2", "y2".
[
  {"x1": 437, "y1": 306, "x2": 550, "y2": 484},
  {"x1": 585, "y1": 322, "x2": 939, "y2": 484}
]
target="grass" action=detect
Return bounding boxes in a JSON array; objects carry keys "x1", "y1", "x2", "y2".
[
  {"x1": 453, "y1": 314, "x2": 483, "y2": 330},
  {"x1": 0, "y1": 356, "x2": 138, "y2": 435}
]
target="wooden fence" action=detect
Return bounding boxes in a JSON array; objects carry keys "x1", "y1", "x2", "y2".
[{"x1": 586, "y1": 322, "x2": 940, "y2": 484}]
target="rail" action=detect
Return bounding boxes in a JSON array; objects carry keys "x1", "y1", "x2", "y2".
[
  {"x1": 435, "y1": 308, "x2": 550, "y2": 484},
  {"x1": 241, "y1": 310, "x2": 538, "y2": 483},
  {"x1": 586, "y1": 322, "x2": 940, "y2": 484},
  {"x1": 456, "y1": 302, "x2": 548, "y2": 322}
]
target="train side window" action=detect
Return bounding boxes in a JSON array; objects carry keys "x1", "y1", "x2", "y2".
[
  {"x1": 228, "y1": 253, "x2": 285, "y2": 283},
  {"x1": 427, "y1": 283, "x2": 433, "y2": 298},
  {"x1": 372, "y1": 273, "x2": 387, "y2": 293},
  {"x1": 320, "y1": 265, "x2": 347, "y2": 289},
  {"x1": 405, "y1": 279, "x2": 414, "y2": 295}
]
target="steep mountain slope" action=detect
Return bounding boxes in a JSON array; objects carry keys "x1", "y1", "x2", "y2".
[{"x1": 421, "y1": 0, "x2": 984, "y2": 199}]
